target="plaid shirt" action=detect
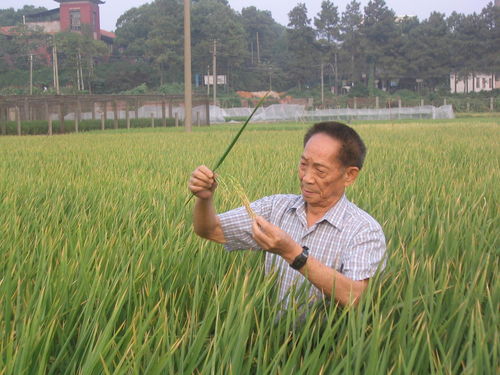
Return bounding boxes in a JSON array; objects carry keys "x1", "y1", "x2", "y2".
[{"x1": 218, "y1": 194, "x2": 386, "y2": 302}]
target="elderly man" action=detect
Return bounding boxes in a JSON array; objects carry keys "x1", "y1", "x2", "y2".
[{"x1": 188, "y1": 121, "x2": 386, "y2": 306}]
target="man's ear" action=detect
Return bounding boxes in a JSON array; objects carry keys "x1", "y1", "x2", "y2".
[{"x1": 344, "y1": 167, "x2": 359, "y2": 187}]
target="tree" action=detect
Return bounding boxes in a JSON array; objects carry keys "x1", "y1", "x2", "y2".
[
  {"x1": 191, "y1": 0, "x2": 247, "y2": 91},
  {"x1": 240, "y1": 6, "x2": 283, "y2": 65},
  {"x1": 115, "y1": 4, "x2": 155, "y2": 59},
  {"x1": 114, "y1": 0, "x2": 247, "y2": 90},
  {"x1": 286, "y1": 3, "x2": 319, "y2": 89},
  {"x1": 361, "y1": 0, "x2": 399, "y2": 92},
  {"x1": 314, "y1": 0, "x2": 340, "y2": 43},
  {"x1": 238, "y1": 6, "x2": 285, "y2": 90},
  {"x1": 479, "y1": 2, "x2": 500, "y2": 74},
  {"x1": 144, "y1": 0, "x2": 184, "y2": 85},
  {"x1": 314, "y1": 1, "x2": 341, "y2": 94},
  {"x1": 9, "y1": 24, "x2": 49, "y2": 70},
  {"x1": 0, "y1": 6, "x2": 48, "y2": 26},
  {"x1": 55, "y1": 29, "x2": 107, "y2": 92},
  {"x1": 448, "y1": 10, "x2": 491, "y2": 92},
  {"x1": 400, "y1": 13, "x2": 451, "y2": 91},
  {"x1": 393, "y1": 16, "x2": 419, "y2": 90},
  {"x1": 339, "y1": 1, "x2": 364, "y2": 86}
]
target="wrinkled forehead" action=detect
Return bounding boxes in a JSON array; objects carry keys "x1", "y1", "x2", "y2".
[{"x1": 302, "y1": 133, "x2": 341, "y2": 164}]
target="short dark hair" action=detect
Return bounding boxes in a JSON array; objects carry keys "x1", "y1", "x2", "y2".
[{"x1": 303, "y1": 121, "x2": 367, "y2": 169}]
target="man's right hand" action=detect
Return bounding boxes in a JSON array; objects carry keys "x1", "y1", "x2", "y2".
[{"x1": 188, "y1": 165, "x2": 217, "y2": 200}]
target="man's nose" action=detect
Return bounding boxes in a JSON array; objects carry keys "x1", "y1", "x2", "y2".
[{"x1": 301, "y1": 167, "x2": 314, "y2": 184}]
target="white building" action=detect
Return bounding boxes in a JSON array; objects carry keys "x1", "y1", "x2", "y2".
[{"x1": 450, "y1": 73, "x2": 499, "y2": 94}]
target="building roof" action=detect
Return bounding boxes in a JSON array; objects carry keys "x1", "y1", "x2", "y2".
[
  {"x1": 1, "y1": 25, "x2": 115, "y2": 43},
  {"x1": 25, "y1": 8, "x2": 60, "y2": 19},
  {"x1": 0, "y1": 26, "x2": 17, "y2": 36},
  {"x1": 100, "y1": 29, "x2": 115, "y2": 43},
  {"x1": 0, "y1": 24, "x2": 59, "y2": 37},
  {"x1": 55, "y1": 0, "x2": 105, "y2": 4},
  {"x1": 100, "y1": 29, "x2": 115, "y2": 39}
]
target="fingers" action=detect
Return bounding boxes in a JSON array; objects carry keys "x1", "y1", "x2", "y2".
[
  {"x1": 252, "y1": 217, "x2": 294, "y2": 256},
  {"x1": 252, "y1": 219, "x2": 269, "y2": 249},
  {"x1": 254, "y1": 216, "x2": 276, "y2": 235},
  {"x1": 192, "y1": 165, "x2": 215, "y2": 183},
  {"x1": 188, "y1": 165, "x2": 217, "y2": 198},
  {"x1": 252, "y1": 216, "x2": 274, "y2": 249},
  {"x1": 197, "y1": 165, "x2": 215, "y2": 180}
]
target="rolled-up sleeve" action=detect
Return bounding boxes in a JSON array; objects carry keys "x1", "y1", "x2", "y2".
[{"x1": 341, "y1": 224, "x2": 386, "y2": 281}]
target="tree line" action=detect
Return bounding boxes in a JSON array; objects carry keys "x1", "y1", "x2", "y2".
[
  {"x1": 100, "y1": 0, "x2": 500, "y2": 94},
  {"x1": 0, "y1": 0, "x2": 498, "y2": 96}
]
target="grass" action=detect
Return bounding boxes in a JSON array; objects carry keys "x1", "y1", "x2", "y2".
[
  {"x1": 0, "y1": 118, "x2": 183, "y2": 136},
  {"x1": 0, "y1": 117, "x2": 498, "y2": 374}
]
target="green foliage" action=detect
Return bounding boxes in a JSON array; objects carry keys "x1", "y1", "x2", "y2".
[
  {"x1": 211, "y1": 94, "x2": 267, "y2": 172},
  {"x1": 0, "y1": 5, "x2": 48, "y2": 26},
  {"x1": 240, "y1": 6, "x2": 285, "y2": 64},
  {"x1": 158, "y1": 83, "x2": 185, "y2": 95},
  {"x1": 0, "y1": 1, "x2": 497, "y2": 95},
  {"x1": 92, "y1": 61, "x2": 157, "y2": 94},
  {"x1": 392, "y1": 89, "x2": 420, "y2": 100},
  {"x1": 0, "y1": 118, "x2": 498, "y2": 373},
  {"x1": 348, "y1": 84, "x2": 369, "y2": 97},
  {"x1": 286, "y1": 4, "x2": 319, "y2": 88},
  {"x1": 120, "y1": 83, "x2": 149, "y2": 95},
  {"x1": 53, "y1": 30, "x2": 108, "y2": 92},
  {"x1": 217, "y1": 93, "x2": 243, "y2": 108},
  {"x1": 1, "y1": 118, "x2": 182, "y2": 135}
]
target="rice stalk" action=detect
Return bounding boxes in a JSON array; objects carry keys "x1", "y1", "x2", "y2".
[
  {"x1": 0, "y1": 118, "x2": 498, "y2": 373},
  {"x1": 217, "y1": 175, "x2": 256, "y2": 220},
  {"x1": 185, "y1": 92, "x2": 269, "y2": 205}
]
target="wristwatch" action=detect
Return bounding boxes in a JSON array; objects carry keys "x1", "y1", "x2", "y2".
[{"x1": 290, "y1": 246, "x2": 309, "y2": 270}]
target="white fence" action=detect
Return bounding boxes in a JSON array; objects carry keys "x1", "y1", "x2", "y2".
[
  {"x1": 224, "y1": 104, "x2": 454, "y2": 123},
  {"x1": 61, "y1": 103, "x2": 455, "y2": 123}
]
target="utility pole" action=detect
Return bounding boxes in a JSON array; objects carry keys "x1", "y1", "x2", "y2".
[
  {"x1": 88, "y1": 55, "x2": 94, "y2": 94},
  {"x1": 269, "y1": 67, "x2": 272, "y2": 91},
  {"x1": 29, "y1": 54, "x2": 33, "y2": 95},
  {"x1": 335, "y1": 52, "x2": 338, "y2": 96},
  {"x1": 77, "y1": 51, "x2": 84, "y2": 91},
  {"x1": 321, "y1": 63, "x2": 324, "y2": 106},
  {"x1": 184, "y1": 0, "x2": 192, "y2": 131},
  {"x1": 207, "y1": 65, "x2": 210, "y2": 96},
  {"x1": 52, "y1": 42, "x2": 60, "y2": 95},
  {"x1": 76, "y1": 55, "x2": 81, "y2": 91},
  {"x1": 212, "y1": 39, "x2": 217, "y2": 107},
  {"x1": 256, "y1": 32, "x2": 260, "y2": 64},
  {"x1": 53, "y1": 46, "x2": 56, "y2": 90}
]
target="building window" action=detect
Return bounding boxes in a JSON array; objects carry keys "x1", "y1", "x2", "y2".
[
  {"x1": 92, "y1": 12, "x2": 97, "y2": 28},
  {"x1": 476, "y1": 78, "x2": 480, "y2": 88},
  {"x1": 70, "y1": 10, "x2": 81, "y2": 31},
  {"x1": 482, "y1": 78, "x2": 487, "y2": 88},
  {"x1": 489, "y1": 78, "x2": 493, "y2": 89}
]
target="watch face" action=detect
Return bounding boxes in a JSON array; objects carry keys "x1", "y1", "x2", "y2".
[{"x1": 292, "y1": 256, "x2": 307, "y2": 270}]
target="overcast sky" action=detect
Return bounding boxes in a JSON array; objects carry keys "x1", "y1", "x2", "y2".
[{"x1": 2, "y1": 0, "x2": 492, "y2": 31}]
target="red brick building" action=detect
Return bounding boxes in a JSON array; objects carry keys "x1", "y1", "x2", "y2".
[
  {"x1": 58, "y1": 0, "x2": 102, "y2": 40},
  {"x1": 0, "y1": 0, "x2": 114, "y2": 44}
]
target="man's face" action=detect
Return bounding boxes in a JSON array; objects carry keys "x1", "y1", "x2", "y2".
[{"x1": 298, "y1": 133, "x2": 357, "y2": 209}]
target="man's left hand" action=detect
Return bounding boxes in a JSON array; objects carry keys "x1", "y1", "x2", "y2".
[{"x1": 252, "y1": 216, "x2": 302, "y2": 263}]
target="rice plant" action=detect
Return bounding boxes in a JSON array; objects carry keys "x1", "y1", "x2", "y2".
[{"x1": 0, "y1": 118, "x2": 498, "y2": 374}]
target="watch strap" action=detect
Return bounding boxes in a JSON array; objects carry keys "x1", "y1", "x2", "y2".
[{"x1": 290, "y1": 246, "x2": 309, "y2": 270}]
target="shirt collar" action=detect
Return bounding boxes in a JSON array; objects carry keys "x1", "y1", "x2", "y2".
[{"x1": 290, "y1": 194, "x2": 348, "y2": 230}]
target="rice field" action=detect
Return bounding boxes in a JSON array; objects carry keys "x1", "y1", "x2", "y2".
[{"x1": 0, "y1": 118, "x2": 498, "y2": 374}]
